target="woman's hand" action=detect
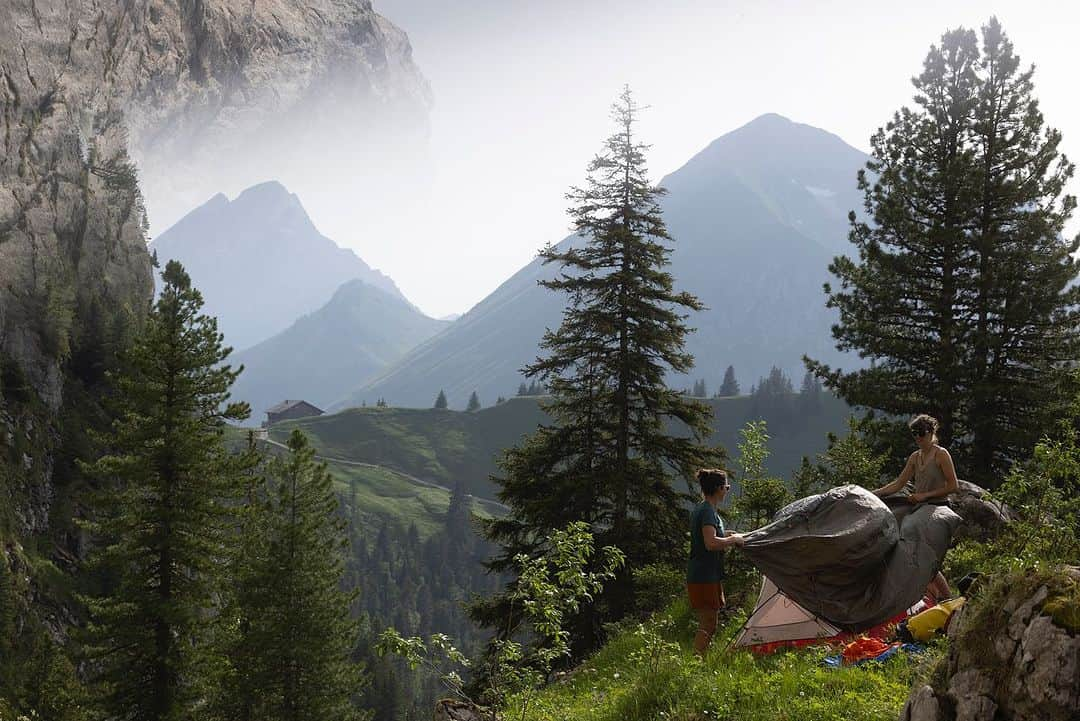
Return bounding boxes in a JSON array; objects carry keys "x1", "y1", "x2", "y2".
[
  {"x1": 907, "y1": 492, "x2": 925, "y2": 504},
  {"x1": 727, "y1": 533, "x2": 746, "y2": 548}
]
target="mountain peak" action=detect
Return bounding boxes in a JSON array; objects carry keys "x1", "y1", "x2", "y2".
[
  {"x1": 743, "y1": 112, "x2": 794, "y2": 127},
  {"x1": 150, "y1": 183, "x2": 415, "y2": 349},
  {"x1": 235, "y1": 180, "x2": 294, "y2": 204}
]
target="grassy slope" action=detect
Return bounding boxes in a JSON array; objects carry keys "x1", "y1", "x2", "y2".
[
  {"x1": 226, "y1": 428, "x2": 497, "y2": 538},
  {"x1": 513, "y1": 598, "x2": 941, "y2": 721},
  {"x1": 326, "y1": 460, "x2": 498, "y2": 537},
  {"x1": 271, "y1": 393, "x2": 853, "y2": 502}
]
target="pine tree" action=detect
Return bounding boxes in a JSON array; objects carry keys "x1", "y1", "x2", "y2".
[
  {"x1": 517, "y1": 383, "x2": 529, "y2": 397},
  {"x1": 805, "y1": 18, "x2": 1080, "y2": 485},
  {"x1": 718, "y1": 365, "x2": 739, "y2": 397},
  {"x1": 754, "y1": 367, "x2": 794, "y2": 398},
  {"x1": 433, "y1": 390, "x2": 449, "y2": 410},
  {"x1": 466, "y1": 391, "x2": 481, "y2": 412},
  {"x1": 82, "y1": 260, "x2": 251, "y2": 720},
  {"x1": 476, "y1": 87, "x2": 718, "y2": 649},
  {"x1": 221, "y1": 430, "x2": 366, "y2": 721}
]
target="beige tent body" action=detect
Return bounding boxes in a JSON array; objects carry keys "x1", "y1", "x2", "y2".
[{"x1": 734, "y1": 577, "x2": 842, "y2": 649}]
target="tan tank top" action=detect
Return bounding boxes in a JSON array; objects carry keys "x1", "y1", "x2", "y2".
[{"x1": 913, "y1": 447, "x2": 947, "y2": 496}]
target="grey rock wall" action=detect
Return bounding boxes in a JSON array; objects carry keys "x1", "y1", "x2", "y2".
[
  {"x1": 899, "y1": 567, "x2": 1080, "y2": 721},
  {"x1": 1, "y1": 0, "x2": 155, "y2": 411}
]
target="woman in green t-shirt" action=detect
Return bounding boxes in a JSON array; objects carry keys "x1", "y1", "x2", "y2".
[{"x1": 687, "y1": 468, "x2": 745, "y2": 655}]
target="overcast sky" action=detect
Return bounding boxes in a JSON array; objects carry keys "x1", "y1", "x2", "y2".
[{"x1": 335, "y1": 0, "x2": 1079, "y2": 318}]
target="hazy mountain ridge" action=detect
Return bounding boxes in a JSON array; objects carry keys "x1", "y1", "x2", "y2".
[
  {"x1": 231, "y1": 278, "x2": 450, "y2": 420},
  {"x1": 335, "y1": 113, "x2": 869, "y2": 410},
  {"x1": 151, "y1": 181, "x2": 415, "y2": 351}
]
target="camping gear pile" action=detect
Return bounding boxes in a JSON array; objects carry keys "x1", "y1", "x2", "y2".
[{"x1": 732, "y1": 484, "x2": 964, "y2": 656}]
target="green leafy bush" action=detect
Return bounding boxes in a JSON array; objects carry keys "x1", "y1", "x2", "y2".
[{"x1": 378, "y1": 522, "x2": 625, "y2": 719}]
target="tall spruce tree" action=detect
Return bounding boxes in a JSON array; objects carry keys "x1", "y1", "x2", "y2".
[
  {"x1": 475, "y1": 86, "x2": 717, "y2": 649},
  {"x1": 434, "y1": 390, "x2": 449, "y2": 410},
  {"x1": 718, "y1": 365, "x2": 740, "y2": 397},
  {"x1": 805, "y1": 18, "x2": 1080, "y2": 485},
  {"x1": 82, "y1": 260, "x2": 251, "y2": 720},
  {"x1": 220, "y1": 430, "x2": 366, "y2": 721}
]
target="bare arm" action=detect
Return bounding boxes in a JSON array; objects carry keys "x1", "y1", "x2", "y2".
[
  {"x1": 702, "y1": 525, "x2": 744, "y2": 550},
  {"x1": 874, "y1": 454, "x2": 915, "y2": 497},
  {"x1": 911, "y1": 449, "x2": 959, "y2": 502}
]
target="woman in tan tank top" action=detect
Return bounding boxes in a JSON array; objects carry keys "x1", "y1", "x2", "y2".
[{"x1": 872, "y1": 414, "x2": 959, "y2": 599}]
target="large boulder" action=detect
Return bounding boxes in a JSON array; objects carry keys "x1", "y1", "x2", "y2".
[
  {"x1": 948, "y1": 480, "x2": 1018, "y2": 543},
  {"x1": 898, "y1": 566, "x2": 1080, "y2": 721}
]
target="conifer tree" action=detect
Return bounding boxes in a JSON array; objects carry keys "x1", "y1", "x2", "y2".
[
  {"x1": 434, "y1": 390, "x2": 449, "y2": 410},
  {"x1": 220, "y1": 430, "x2": 366, "y2": 721},
  {"x1": 805, "y1": 18, "x2": 1080, "y2": 484},
  {"x1": 476, "y1": 87, "x2": 718, "y2": 648},
  {"x1": 466, "y1": 391, "x2": 481, "y2": 412},
  {"x1": 82, "y1": 260, "x2": 251, "y2": 720},
  {"x1": 517, "y1": 383, "x2": 529, "y2": 397},
  {"x1": 718, "y1": 365, "x2": 739, "y2": 397}
]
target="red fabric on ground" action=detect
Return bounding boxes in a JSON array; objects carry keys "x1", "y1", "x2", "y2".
[{"x1": 841, "y1": 637, "x2": 892, "y2": 664}]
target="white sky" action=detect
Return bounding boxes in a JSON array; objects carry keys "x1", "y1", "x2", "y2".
[{"x1": 331, "y1": 0, "x2": 1080, "y2": 318}]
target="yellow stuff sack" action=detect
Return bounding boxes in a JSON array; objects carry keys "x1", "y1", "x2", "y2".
[{"x1": 906, "y1": 597, "x2": 965, "y2": 642}]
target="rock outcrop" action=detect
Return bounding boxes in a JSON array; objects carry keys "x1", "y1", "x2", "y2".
[
  {"x1": 948, "y1": 480, "x2": 1018, "y2": 543},
  {"x1": 1, "y1": 0, "x2": 155, "y2": 411},
  {"x1": 899, "y1": 567, "x2": 1080, "y2": 721},
  {"x1": 433, "y1": 700, "x2": 494, "y2": 721}
]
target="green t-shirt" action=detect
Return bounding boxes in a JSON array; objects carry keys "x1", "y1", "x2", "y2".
[{"x1": 687, "y1": 500, "x2": 725, "y2": 583}]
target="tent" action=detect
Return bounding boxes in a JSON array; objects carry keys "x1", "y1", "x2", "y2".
[
  {"x1": 733, "y1": 577, "x2": 930, "y2": 654},
  {"x1": 740, "y1": 485, "x2": 960, "y2": 630},
  {"x1": 734, "y1": 577, "x2": 842, "y2": 652}
]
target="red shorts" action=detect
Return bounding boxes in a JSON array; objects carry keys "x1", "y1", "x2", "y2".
[{"x1": 687, "y1": 582, "x2": 724, "y2": 610}]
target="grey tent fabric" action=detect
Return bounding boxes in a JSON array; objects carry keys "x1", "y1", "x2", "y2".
[{"x1": 742, "y1": 485, "x2": 961, "y2": 631}]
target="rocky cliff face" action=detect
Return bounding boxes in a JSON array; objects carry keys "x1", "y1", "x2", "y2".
[
  {"x1": 900, "y1": 567, "x2": 1080, "y2": 721},
  {"x1": 116, "y1": 0, "x2": 432, "y2": 233},
  {"x1": 0, "y1": 0, "x2": 155, "y2": 412}
]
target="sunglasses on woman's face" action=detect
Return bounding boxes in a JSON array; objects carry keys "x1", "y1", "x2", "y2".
[{"x1": 911, "y1": 428, "x2": 929, "y2": 438}]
